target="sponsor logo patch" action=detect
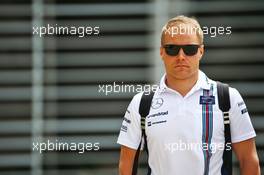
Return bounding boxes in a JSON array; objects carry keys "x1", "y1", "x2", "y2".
[
  {"x1": 147, "y1": 120, "x2": 167, "y2": 127},
  {"x1": 147, "y1": 111, "x2": 168, "y2": 118},
  {"x1": 121, "y1": 125, "x2": 127, "y2": 132},
  {"x1": 199, "y1": 96, "x2": 215, "y2": 105},
  {"x1": 152, "y1": 120, "x2": 167, "y2": 125},
  {"x1": 237, "y1": 101, "x2": 245, "y2": 107},
  {"x1": 241, "y1": 108, "x2": 248, "y2": 114},
  {"x1": 123, "y1": 117, "x2": 131, "y2": 124}
]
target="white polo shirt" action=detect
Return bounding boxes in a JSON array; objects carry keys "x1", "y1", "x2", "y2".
[{"x1": 117, "y1": 70, "x2": 256, "y2": 175}]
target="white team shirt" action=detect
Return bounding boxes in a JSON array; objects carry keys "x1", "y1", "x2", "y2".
[{"x1": 117, "y1": 70, "x2": 256, "y2": 175}]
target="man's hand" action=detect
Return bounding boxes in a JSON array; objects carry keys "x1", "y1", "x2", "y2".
[
  {"x1": 233, "y1": 138, "x2": 260, "y2": 175},
  {"x1": 119, "y1": 145, "x2": 137, "y2": 175}
]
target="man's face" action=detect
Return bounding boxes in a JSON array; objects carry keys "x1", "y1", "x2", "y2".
[{"x1": 160, "y1": 23, "x2": 204, "y2": 80}]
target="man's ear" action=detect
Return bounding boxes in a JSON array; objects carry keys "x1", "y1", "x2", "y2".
[
  {"x1": 199, "y1": 45, "x2": 204, "y2": 60},
  {"x1": 160, "y1": 47, "x2": 164, "y2": 59}
]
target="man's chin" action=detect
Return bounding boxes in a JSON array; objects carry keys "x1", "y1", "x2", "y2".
[{"x1": 171, "y1": 71, "x2": 193, "y2": 80}]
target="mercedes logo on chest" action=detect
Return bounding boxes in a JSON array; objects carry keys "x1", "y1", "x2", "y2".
[{"x1": 151, "y1": 98, "x2": 164, "y2": 109}]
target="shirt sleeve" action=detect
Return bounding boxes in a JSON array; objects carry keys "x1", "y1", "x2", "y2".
[
  {"x1": 229, "y1": 87, "x2": 256, "y2": 143},
  {"x1": 117, "y1": 92, "x2": 143, "y2": 150}
]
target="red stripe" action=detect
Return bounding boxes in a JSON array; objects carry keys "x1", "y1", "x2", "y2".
[{"x1": 206, "y1": 104, "x2": 209, "y2": 143}]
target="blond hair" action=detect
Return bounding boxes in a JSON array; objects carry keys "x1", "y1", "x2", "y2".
[{"x1": 161, "y1": 15, "x2": 203, "y2": 45}]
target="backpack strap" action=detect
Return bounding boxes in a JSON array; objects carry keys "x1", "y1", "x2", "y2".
[
  {"x1": 217, "y1": 82, "x2": 232, "y2": 175},
  {"x1": 132, "y1": 91, "x2": 154, "y2": 175}
]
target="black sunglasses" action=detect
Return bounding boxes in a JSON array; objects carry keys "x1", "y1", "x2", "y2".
[{"x1": 163, "y1": 44, "x2": 201, "y2": 56}]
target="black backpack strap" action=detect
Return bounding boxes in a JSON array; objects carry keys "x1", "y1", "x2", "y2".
[
  {"x1": 217, "y1": 82, "x2": 232, "y2": 175},
  {"x1": 132, "y1": 91, "x2": 154, "y2": 175}
]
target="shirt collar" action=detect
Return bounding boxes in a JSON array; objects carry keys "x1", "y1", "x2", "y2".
[{"x1": 158, "y1": 70, "x2": 211, "y2": 94}]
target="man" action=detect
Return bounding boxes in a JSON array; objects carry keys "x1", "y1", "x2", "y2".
[{"x1": 117, "y1": 15, "x2": 260, "y2": 175}]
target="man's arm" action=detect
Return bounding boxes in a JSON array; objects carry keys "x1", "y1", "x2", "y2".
[
  {"x1": 119, "y1": 145, "x2": 137, "y2": 175},
  {"x1": 232, "y1": 138, "x2": 260, "y2": 175}
]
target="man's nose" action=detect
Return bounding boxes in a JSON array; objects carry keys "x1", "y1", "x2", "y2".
[{"x1": 176, "y1": 48, "x2": 186, "y2": 60}]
